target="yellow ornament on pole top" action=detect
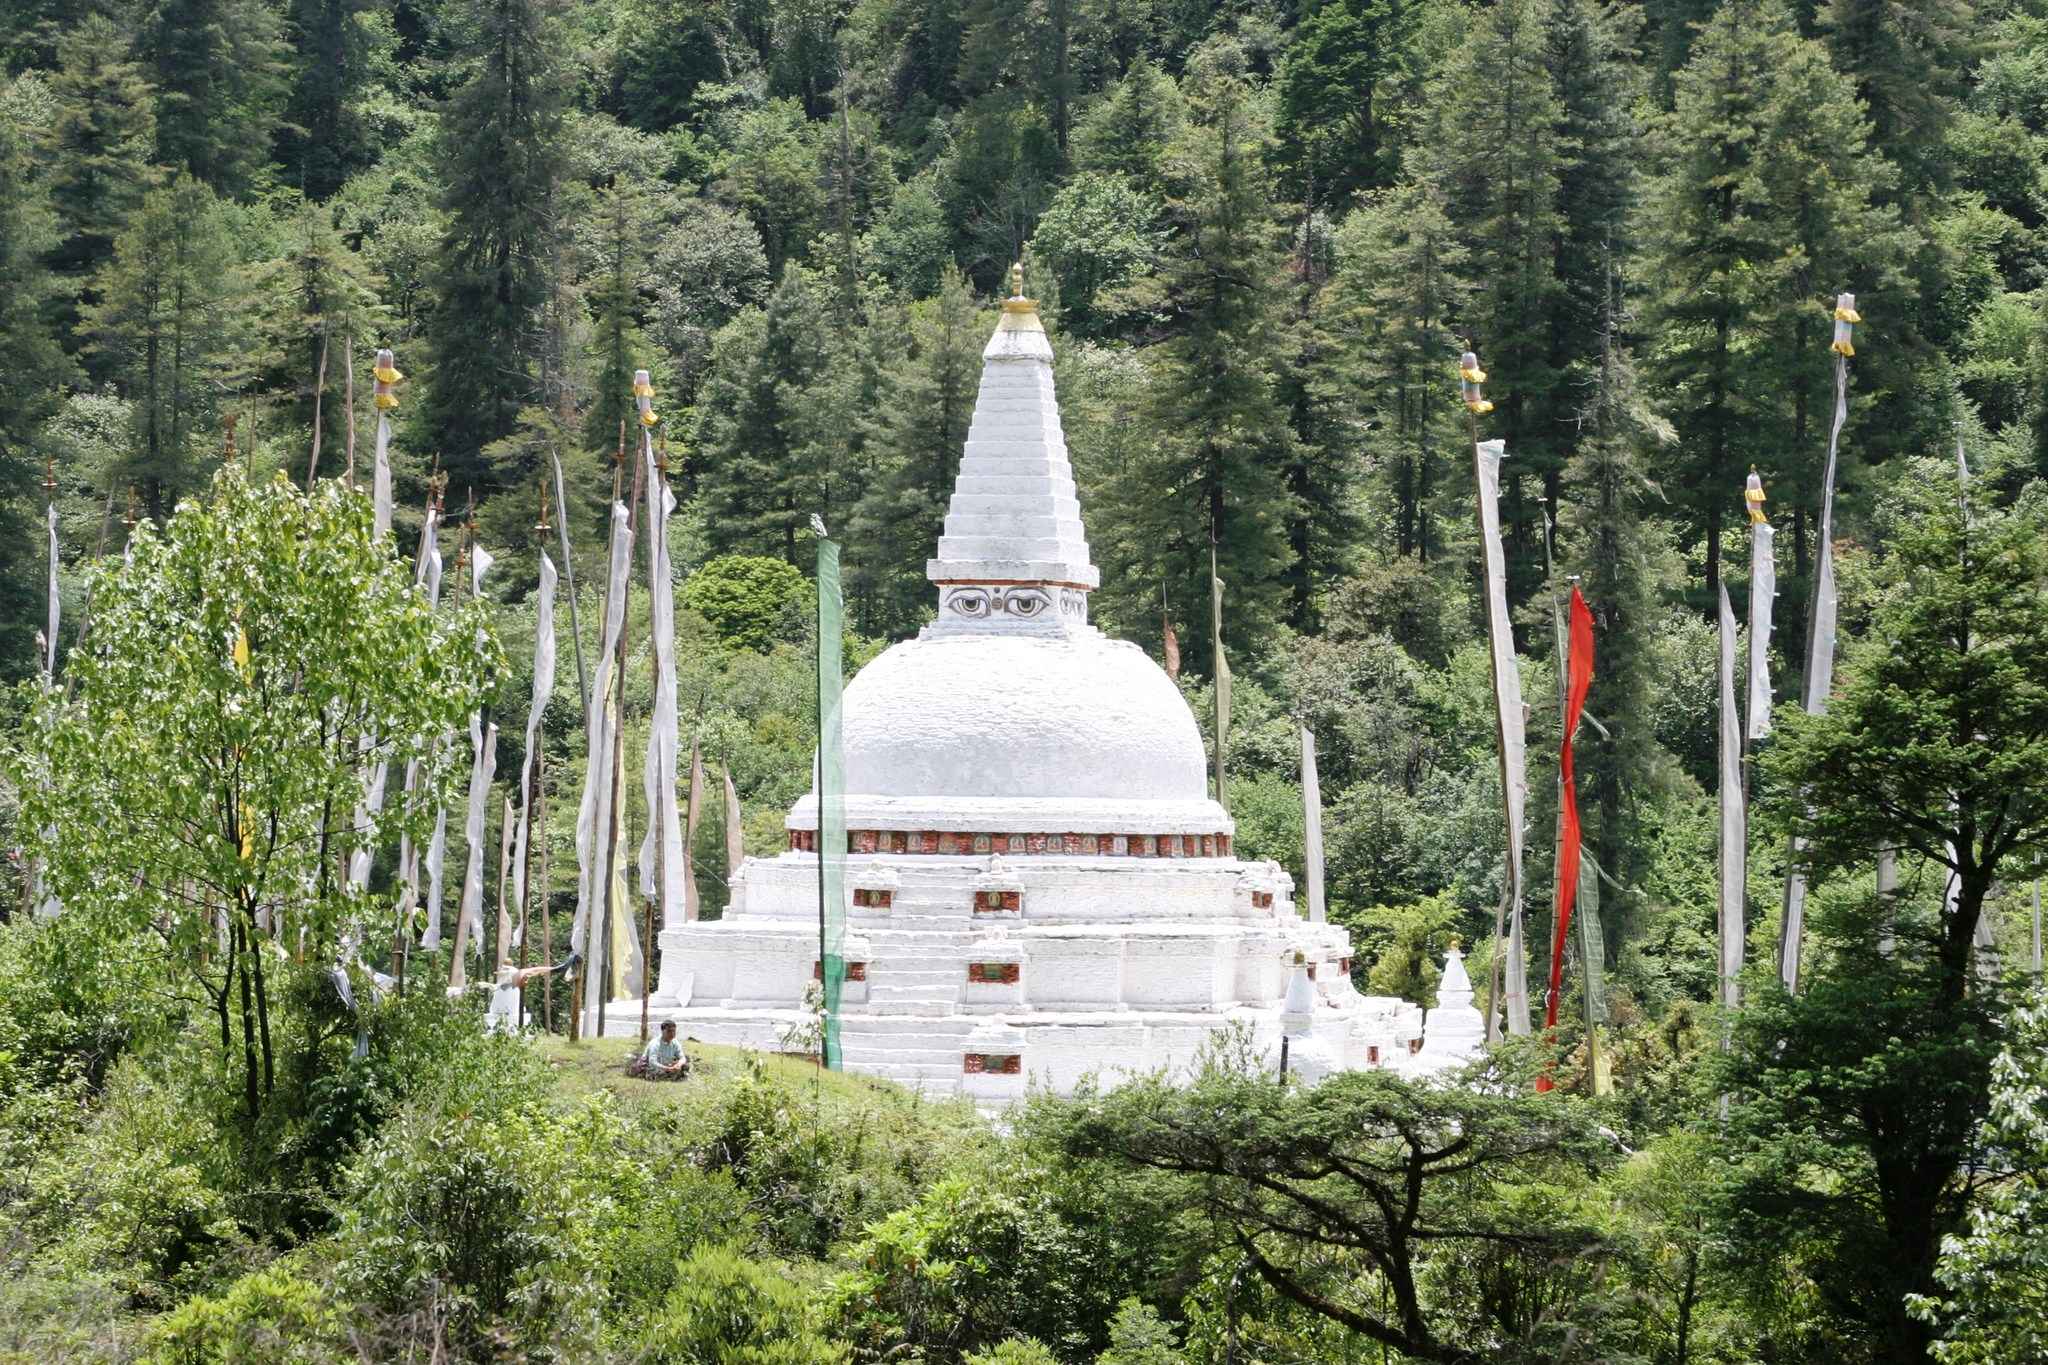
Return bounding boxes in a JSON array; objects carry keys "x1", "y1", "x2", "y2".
[
  {"x1": 1460, "y1": 350, "x2": 1494, "y2": 415},
  {"x1": 634, "y1": 369, "x2": 658, "y2": 427},
  {"x1": 373, "y1": 347, "x2": 403, "y2": 410},
  {"x1": 1831, "y1": 293, "x2": 1860, "y2": 357}
]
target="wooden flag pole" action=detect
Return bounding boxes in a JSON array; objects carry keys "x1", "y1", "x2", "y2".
[{"x1": 1462, "y1": 350, "x2": 1516, "y2": 1044}]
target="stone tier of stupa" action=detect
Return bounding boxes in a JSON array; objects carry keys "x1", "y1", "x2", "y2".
[{"x1": 634, "y1": 269, "x2": 1481, "y2": 1100}]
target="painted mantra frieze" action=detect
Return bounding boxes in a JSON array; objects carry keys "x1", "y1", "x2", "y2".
[{"x1": 790, "y1": 829, "x2": 1234, "y2": 858}]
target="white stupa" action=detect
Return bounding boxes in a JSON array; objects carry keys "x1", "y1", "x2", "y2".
[{"x1": 643, "y1": 268, "x2": 1478, "y2": 1099}]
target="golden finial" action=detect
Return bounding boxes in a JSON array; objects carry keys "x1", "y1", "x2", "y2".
[
  {"x1": 373, "y1": 348, "x2": 403, "y2": 410},
  {"x1": 1831, "y1": 293, "x2": 1861, "y2": 357},
  {"x1": 222, "y1": 413, "x2": 238, "y2": 464},
  {"x1": 999, "y1": 260, "x2": 1042, "y2": 325},
  {"x1": 633, "y1": 369, "x2": 658, "y2": 428},
  {"x1": 1746, "y1": 467, "x2": 1768, "y2": 525},
  {"x1": 42, "y1": 456, "x2": 56, "y2": 499},
  {"x1": 124, "y1": 487, "x2": 139, "y2": 529},
  {"x1": 1459, "y1": 350, "x2": 1493, "y2": 415},
  {"x1": 535, "y1": 475, "x2": 552, "y2": 535}
]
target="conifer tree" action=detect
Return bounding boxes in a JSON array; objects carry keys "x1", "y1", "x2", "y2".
[
  {"x1": 1561, "y1": 265, "x2": 1670, "y2": 954},
  {"x1": 243, "y1": 198, "x2": 385, "y2": 475},
  {"x1": 1644, "y1": 0, "x2": 1906, "y2": 598},
  {"x1": 581, "y1": 184, "x2": 655, "y2": 457},
  {"x1": 136, "y1": 0, "x2": 288, "y2": 197},
  {"x1": 849, "y1": 265, "x2": 983, "y2": 634},
  {"x1": 83, "y1": 175, "x2": 243, "y2": 518},
  {"x1": 1123, "y1": 37, "x2": 1299, "y2": 660},
  {"x1": 1429, "y1": 0, "x2": 1564, "y2": 603},
  {"x1": 420, "y1": 0, "x2": 568, "y2": 495},
  {"x1": 0, "y1": 104, "x2": 75, "y2": 622},
  {"x1": 41, "y1": 16, "x2": 159, "y2": 346},
  {"x1": 1071, "y1": 58, "x2": 1183, "y2": 197},
  {"x1": 279, "y1": 0, "x2": 377, "y2": 200},
  {"x1": 1819, "y1": 0, "x2": 1976, "y2": 202},
  {"x1": 1274, "y1": 0, "x2": 1425, "y2": 209},
  {"x1": 691, "y1": 268, "x2": 829, "y2": 565},
  {"x1": 1275, "y1": 219, "x2": 1363, "y2": 632},
  {"x1": 1335, "y1": 177, "x2": 1469, "y2": 565}
]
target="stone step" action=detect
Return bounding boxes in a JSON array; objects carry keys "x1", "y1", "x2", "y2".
[{"x1": 833, "y1": 1013, "x2": 984, "y2": 1035}]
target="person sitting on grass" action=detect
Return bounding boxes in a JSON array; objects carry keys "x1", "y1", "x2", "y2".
[{"x1": 628, "y1": 1020, "x2": 689, "y2": 1080}]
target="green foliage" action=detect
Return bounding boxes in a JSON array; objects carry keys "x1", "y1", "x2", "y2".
[
  {"x1": 1049, "y1": 1058, "x2": 1614, "y2": 1362},
  {"x1": 682, "y1": 553, "x2": 811, "y2": 652},
  {"x1": 421, "y1": 0, "x2": 569, "y2": 493},
  {"x1": 13, "y1": 466, "x2": 500, "y2": 1131},
  {"x1": 144, "y1": 1260, "x2": 341, "y2": 1364},
  {"x1": 81, "y1": 176, "x2": 243, "y2": 516},
  {"x1": 1095, "y1": 1299, "x2": 1181, "y2": 1365},
  {"x1": 639, "y1": 1243, "x2": 846, "y2": 1364},
  {"x1": 335, "y1": 1096, "x2": 626, "y2": 1357},
  {"x1": 1911, "y1": 993, "x2": 2048, "y2": 1363}
]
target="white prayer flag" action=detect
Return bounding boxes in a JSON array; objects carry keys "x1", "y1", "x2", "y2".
[
  {"x1": 1782, "y1": 349, "x2": 1851, "y2": 991},
  {"x1": 372, "y1": 414, "x2": 393, "y2": 539},
  {"x1": 637, "y1": 438, "x2": 686, "y2": 930},
  {"x1": 1747, "y1": 521, "x2": 1775, "y2": 739},
  {"x1": 457, "y1": 715, "x2": 498, "y2": 958},
  {"x1": 471, "y1": 542, "x2": 495, "y2": 597},
  {"x1": 1301, "y1": 728, "x2": 1326, "y2": 924},
  {"x1": 45, "y1": 503, "x2": 59, "y2": 676},
  {"x1": 1476, "y1": 439, "x2": 1531, "y2": 1035},
  {"x1": 421, "y1": 803, "x2": 448, "y2": 949},
  {"x1": 1717, "y1": 583, "x2": 1745, "y2": 1019},
  {"x1": 572, "y1": 502, "x2": 634, "y2": 964},
  {"x1": 509, "y1": 553, "x2": 557, "y2": 943}
]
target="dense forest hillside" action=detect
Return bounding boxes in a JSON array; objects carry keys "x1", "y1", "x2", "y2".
[{"x1": 5, "y1": 0, "x2": 2048, "y2": 1361}]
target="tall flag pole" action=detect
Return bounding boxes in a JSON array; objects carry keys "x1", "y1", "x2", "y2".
[
  {"x1": 573, "y1": 495, "x2": 634, "y2": 1037},
  {"x1": 1537, "y1": 584, "x2": 1595, "y2": 1092},
  {"x1": 1210, "y1": 538, "x2": 1230, "y2": 812},
  {"x1": 43, "y1": 472, "x2": 59, "y2": 679},
  {"x1": 371, "y1": 349, "x2": 401, "y2": 539},
  {"x1": 634, "y1": 376, "x2": 684, "y2": 1007},
  {"x1": 343, "y1": 356, "x2": 406, "y2": 895},
  {"x1": 1780, "y1": 294, "x2": 1859, "y2": 991},
  {"x1": 450, "y1": 713, "x2": 498, "y2": 988},
  {"x1": 510, "y1": 487, "x2": 557, "y2": 953},
  {"x1": 814, "y1": 516, "x2": 846, "y2": 1070},
  {"x1": 1716, "y1": 580, "x2": 1746, "y2": 1032},
  {"x1": 1300, "y1": 728, "x2": 1326, "y2": 924},
  {"x1": 451, "y1": 524, "x2": 499, "y2": 987},
  {"x1": 1463, "y1": 351, "x2": 1531, "y2": 1039},
  {"x1": 549, "y1": 448, "x2": 590, "y2": 711}
]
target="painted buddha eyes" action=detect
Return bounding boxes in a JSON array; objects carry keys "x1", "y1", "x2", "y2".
[{"x1": 944, "y1": 588, "x2": 1052, "y2": 619}]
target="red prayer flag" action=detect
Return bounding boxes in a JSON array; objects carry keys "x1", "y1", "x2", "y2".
[{"x1": 1537, "y1": 585, "x2": 1596, "y2": 1090}]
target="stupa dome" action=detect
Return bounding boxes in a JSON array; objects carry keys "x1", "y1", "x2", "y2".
[{"x1": 788, "y1": 632, "x2": 1223, "y2": 834}]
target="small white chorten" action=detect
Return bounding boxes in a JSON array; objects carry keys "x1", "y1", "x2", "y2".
[{"x1": 639, "y1": 267, "x2": 1480, "y2": 1098}]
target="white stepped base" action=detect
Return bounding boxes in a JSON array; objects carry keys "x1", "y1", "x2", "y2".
[{"x1": 592, "y1": 998, "x2": 1423, "y2": 1104}]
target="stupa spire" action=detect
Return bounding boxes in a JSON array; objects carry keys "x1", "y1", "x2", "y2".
[{"x1": 925, "y1": 262, "x2": 1098, "y2": 638}]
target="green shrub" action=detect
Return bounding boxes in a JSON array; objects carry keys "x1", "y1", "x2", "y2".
[
  {"x1": 143, "y1": 1261, "x2": 339, "y2": 1364},
  {"x1": 681, "y1": 555, "x2": 810, "y2": 652},
  {"x1": 335, "y1": 1097, "x2": 630, "y2": 1359},
  {"x1": 965, "y1": 1341, "x2": 1060, "y2": 1365},
  {"x1": 19, "y1": 1055, "x2": 250, "y2": 1308},
  {"x1": 637, "y1": 1243, "x2": 846, "y2": 1363},
  {"x1": 833, "y1": 1170, "x2": 1132, "y2": 1362}
]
